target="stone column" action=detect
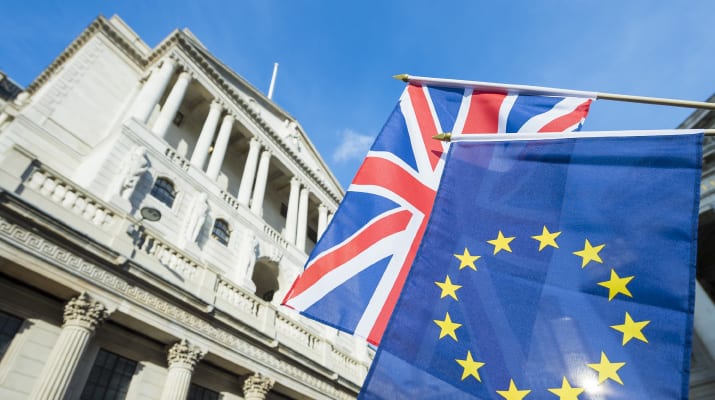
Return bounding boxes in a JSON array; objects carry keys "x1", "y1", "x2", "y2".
[
  {"x1": 237, "y1": 138, "x2": 261, "y2": 207},
  {"x1": 190, "y1": 100, "x2": 223, "y2": 170},
  {"x1": 284, "y1": 177, "x2": 301, "y2": 244},
  {"x1": 153, "y1": 71, "x2": 192, "y2": 139},
  {"x1": 250, "y1": 150, "x2": 272, "y2": 216},
  {"x1": 31, "y1": 293, "x2": 110, "y2": 400},
  {"x1": 242, "y1": 373, "x2": 275, "y2": 400},
  {"x1": 317, "y1": 204, "x2": 329, "y2": 239},
  {"x1": 159, "y1": 339, "x2": 205, "y2": 400},
  {"x1": 295, "y1": 187, "x2": 310, "y2": 251},
  {"x1": 205, "y1": 114, "x2": 235, "y2": 180},
  {"x1": 130, "y1": 58, "x2": 178, "y2": 123}
]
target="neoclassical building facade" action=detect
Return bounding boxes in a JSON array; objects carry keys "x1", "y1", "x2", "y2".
[{"x1": 0, "y1": 15, "x2": 370, "y2": 400}]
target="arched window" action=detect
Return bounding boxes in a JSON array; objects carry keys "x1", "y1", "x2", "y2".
[
  {"x1": 150, "y1": 177, "x2": 176, "y2": 208},
  {"x1": 211, "y1": 218, "x2": 231, "y2": 246}
]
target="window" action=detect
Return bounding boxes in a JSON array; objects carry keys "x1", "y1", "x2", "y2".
[
  {"x1": 150, "y1": 177, "x2": 176, "y2": 208},
  {"x1": 80, "y1": 349, "x2": 137, "y2": 400},
  {"x1": 0, "y1": 311, "x2": 22, "y2": 360},
  {"x1": 280, "y1": 203, "x2": 287, "y2": 218},
  {"x1": 187, "y1": 383, "x2": 219, "y2": 400},
  {"x1": 211, "y1": 219, "x2": 231, "y2": 246}
]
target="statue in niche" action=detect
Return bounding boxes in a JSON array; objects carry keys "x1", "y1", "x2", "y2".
[
  {"x1": 120, "y1": 146, "x2": 149, "y2": 200},
  {"x1": 187, "y1": 193, "x2": 209, "y2": 244}
]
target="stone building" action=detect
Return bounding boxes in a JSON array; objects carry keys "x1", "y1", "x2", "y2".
[
  {"x1": 680, "y1": 100, "x2": 715, "y2": 399},
  {"x1": 0, "y1": 15, "x2": 370, "y2": 400}
]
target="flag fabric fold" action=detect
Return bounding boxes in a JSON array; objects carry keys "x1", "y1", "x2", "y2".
[
  {"x1": 359, "y1": 131, "x2": 702, "y2": 399},
  {"x1": 282, "y1": 82, "x2": 593, "y2": 345}
]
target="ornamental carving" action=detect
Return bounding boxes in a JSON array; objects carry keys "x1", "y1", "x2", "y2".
[
  {"x1": 243, "y1": 373, "x2": 275, "y2": 398},
  {"x1": 62, "y1": 292, "x2": 109, "y2": 330},
  {"x1": 167, "y1": 339, "x2": 205, "y2": 369},
  {"x1": 0, "y1": 216, "x2": 358, "y2": 399}
]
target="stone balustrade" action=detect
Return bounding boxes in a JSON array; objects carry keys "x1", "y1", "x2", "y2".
[{"x1": 25, "y1": 166, "x2": 116, "y2": 228}]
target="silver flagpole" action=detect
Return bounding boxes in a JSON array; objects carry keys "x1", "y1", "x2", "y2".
[{"x1": 395, "y1": 74, "x2": 715, "y2": 111}]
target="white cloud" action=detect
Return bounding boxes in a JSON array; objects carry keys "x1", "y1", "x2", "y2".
[{"x1": 332, "y1": 129, "x2": 374, "y2": 163}]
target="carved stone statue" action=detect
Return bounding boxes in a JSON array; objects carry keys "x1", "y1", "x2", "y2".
[
  {"x1": 120, "y1": 146, "x2": 149, "y2": 200},
  {"x1": 187, "y1": 193, "x2": 209, "y2": 244}
]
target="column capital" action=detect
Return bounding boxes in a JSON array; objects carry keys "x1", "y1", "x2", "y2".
[
  {"x1": 289, "y1": 176, "x2": 301, "y2": 187},
  {"x1": 243, "y1": 373, "x2": 275, "y2": 398},
  {"x1": 177, "y1": 71, "x2": 193, "y2": 81},
  {"x1": 248, "y1": 137, "x2": 262, "y2": 148},
  {"x1": 167, "y1": 339, "x2": 205, "y2": 370},
  {"x1": 161, "y1": 57, "x2": 178, "y2": 69},
  {"x1": 63, "y1": 292, "x2": 109, "y2": 330},
  {"x1": 318, "y1": 203, "x2": 328, "y2": 212},
  {"x1": 209, "y1": 99, "x2": 224, "y2": 110}
]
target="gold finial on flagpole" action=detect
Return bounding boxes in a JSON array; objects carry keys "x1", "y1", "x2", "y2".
[
  {"x1": 393, "y1": 74, "x2": 409, "y2": 82},
  {"x1": 432, "y1": 133, "x2": 452, "y2": 142}
]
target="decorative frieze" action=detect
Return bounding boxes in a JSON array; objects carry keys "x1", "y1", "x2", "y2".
[{"x1": 0, "y1": 214, "x2": 360, "y2": 400}]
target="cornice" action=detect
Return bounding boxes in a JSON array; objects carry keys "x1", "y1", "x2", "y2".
[
  {"x1": 0, "y1": 190, "x2": 362, "y2": 398},
  {"x1": 25, "y1": 15, "x2": 148, "y2": 96},
  {"x1": 148, "y1": 33, "x2": 344, "y2": 204},
  {"x1": 23, "y1": 15, "x2": 344, "y2": 203}
]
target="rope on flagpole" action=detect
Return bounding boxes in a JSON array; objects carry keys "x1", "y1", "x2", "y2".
[
  {"x1": 432, "y1": 130, "x2": 715, "y2": 142},
  {"x1": 395, "y1": 74, "x2": 715, "y2": 111}
]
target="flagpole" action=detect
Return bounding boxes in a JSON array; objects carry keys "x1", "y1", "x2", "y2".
[
  {"x1": 432, "y1": 130, "x2": 715, "y2": 142},
  {"x1": 395, "y1": 74, "x2": 715, "y2": 111}
]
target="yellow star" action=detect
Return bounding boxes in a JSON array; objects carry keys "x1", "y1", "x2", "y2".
[
  {"x1": 547, "y1": 377, "x2": 585, "y2": 400},
  {"x1": 433, "y1": 312, "x2": 462, "y2": 341},
  {"x1": 597, "y1": 269, "x2": 634, "y2": 301},
  {"x1": 611, "y1": 312, "x2": 650, "y2": 345},
  {"x1": 435, "y1": 275, "x2": 462, "y2": 301},
  {"x1": 454, "y1": 248, "x2": 481, "y2": 270},
  {"x1": 572, "y1": 239, "x2": 605, "y2": 268},
  {"x1": 455, "y1": 350, "x2": 485, "y2": 381},
  {"x1": 531, "y1": 226, "x2": 561, "y2": 251},
  {"x1": 587, "y1": 352, "x2": 626, "y2": 384},
  {"x1": 496, "y1": 379, "x2": 531, "y2": 400},
  {"x1": 488, "y1": 231, "x2": 515, "y2": 255}
]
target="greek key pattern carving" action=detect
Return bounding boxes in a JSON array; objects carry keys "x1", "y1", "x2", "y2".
[{"x1": 0, "y1": 217, "x2": 357, "y2": 399}]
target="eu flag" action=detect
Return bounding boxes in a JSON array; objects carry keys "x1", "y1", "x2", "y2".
[{"x1": 360, "y1": 131, "x2": 702, "y2": 399}]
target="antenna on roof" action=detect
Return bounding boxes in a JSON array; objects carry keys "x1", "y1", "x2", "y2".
[{"x1": 267, "y1": 62, "x2": 279, "y2": 99}]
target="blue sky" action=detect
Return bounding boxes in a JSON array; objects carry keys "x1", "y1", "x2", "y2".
[{"x1": 2, "y1": 1, "x2": 714, "y2": 188}]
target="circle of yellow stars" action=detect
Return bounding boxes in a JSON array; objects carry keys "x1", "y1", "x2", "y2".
[{"x1": 431, "y1": 225, "x2": 651, "y2": 399}]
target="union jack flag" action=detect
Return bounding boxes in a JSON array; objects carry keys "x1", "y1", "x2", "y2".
[{"x1": 283, "y1": 82, "x2": 593, "y2": 345}]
